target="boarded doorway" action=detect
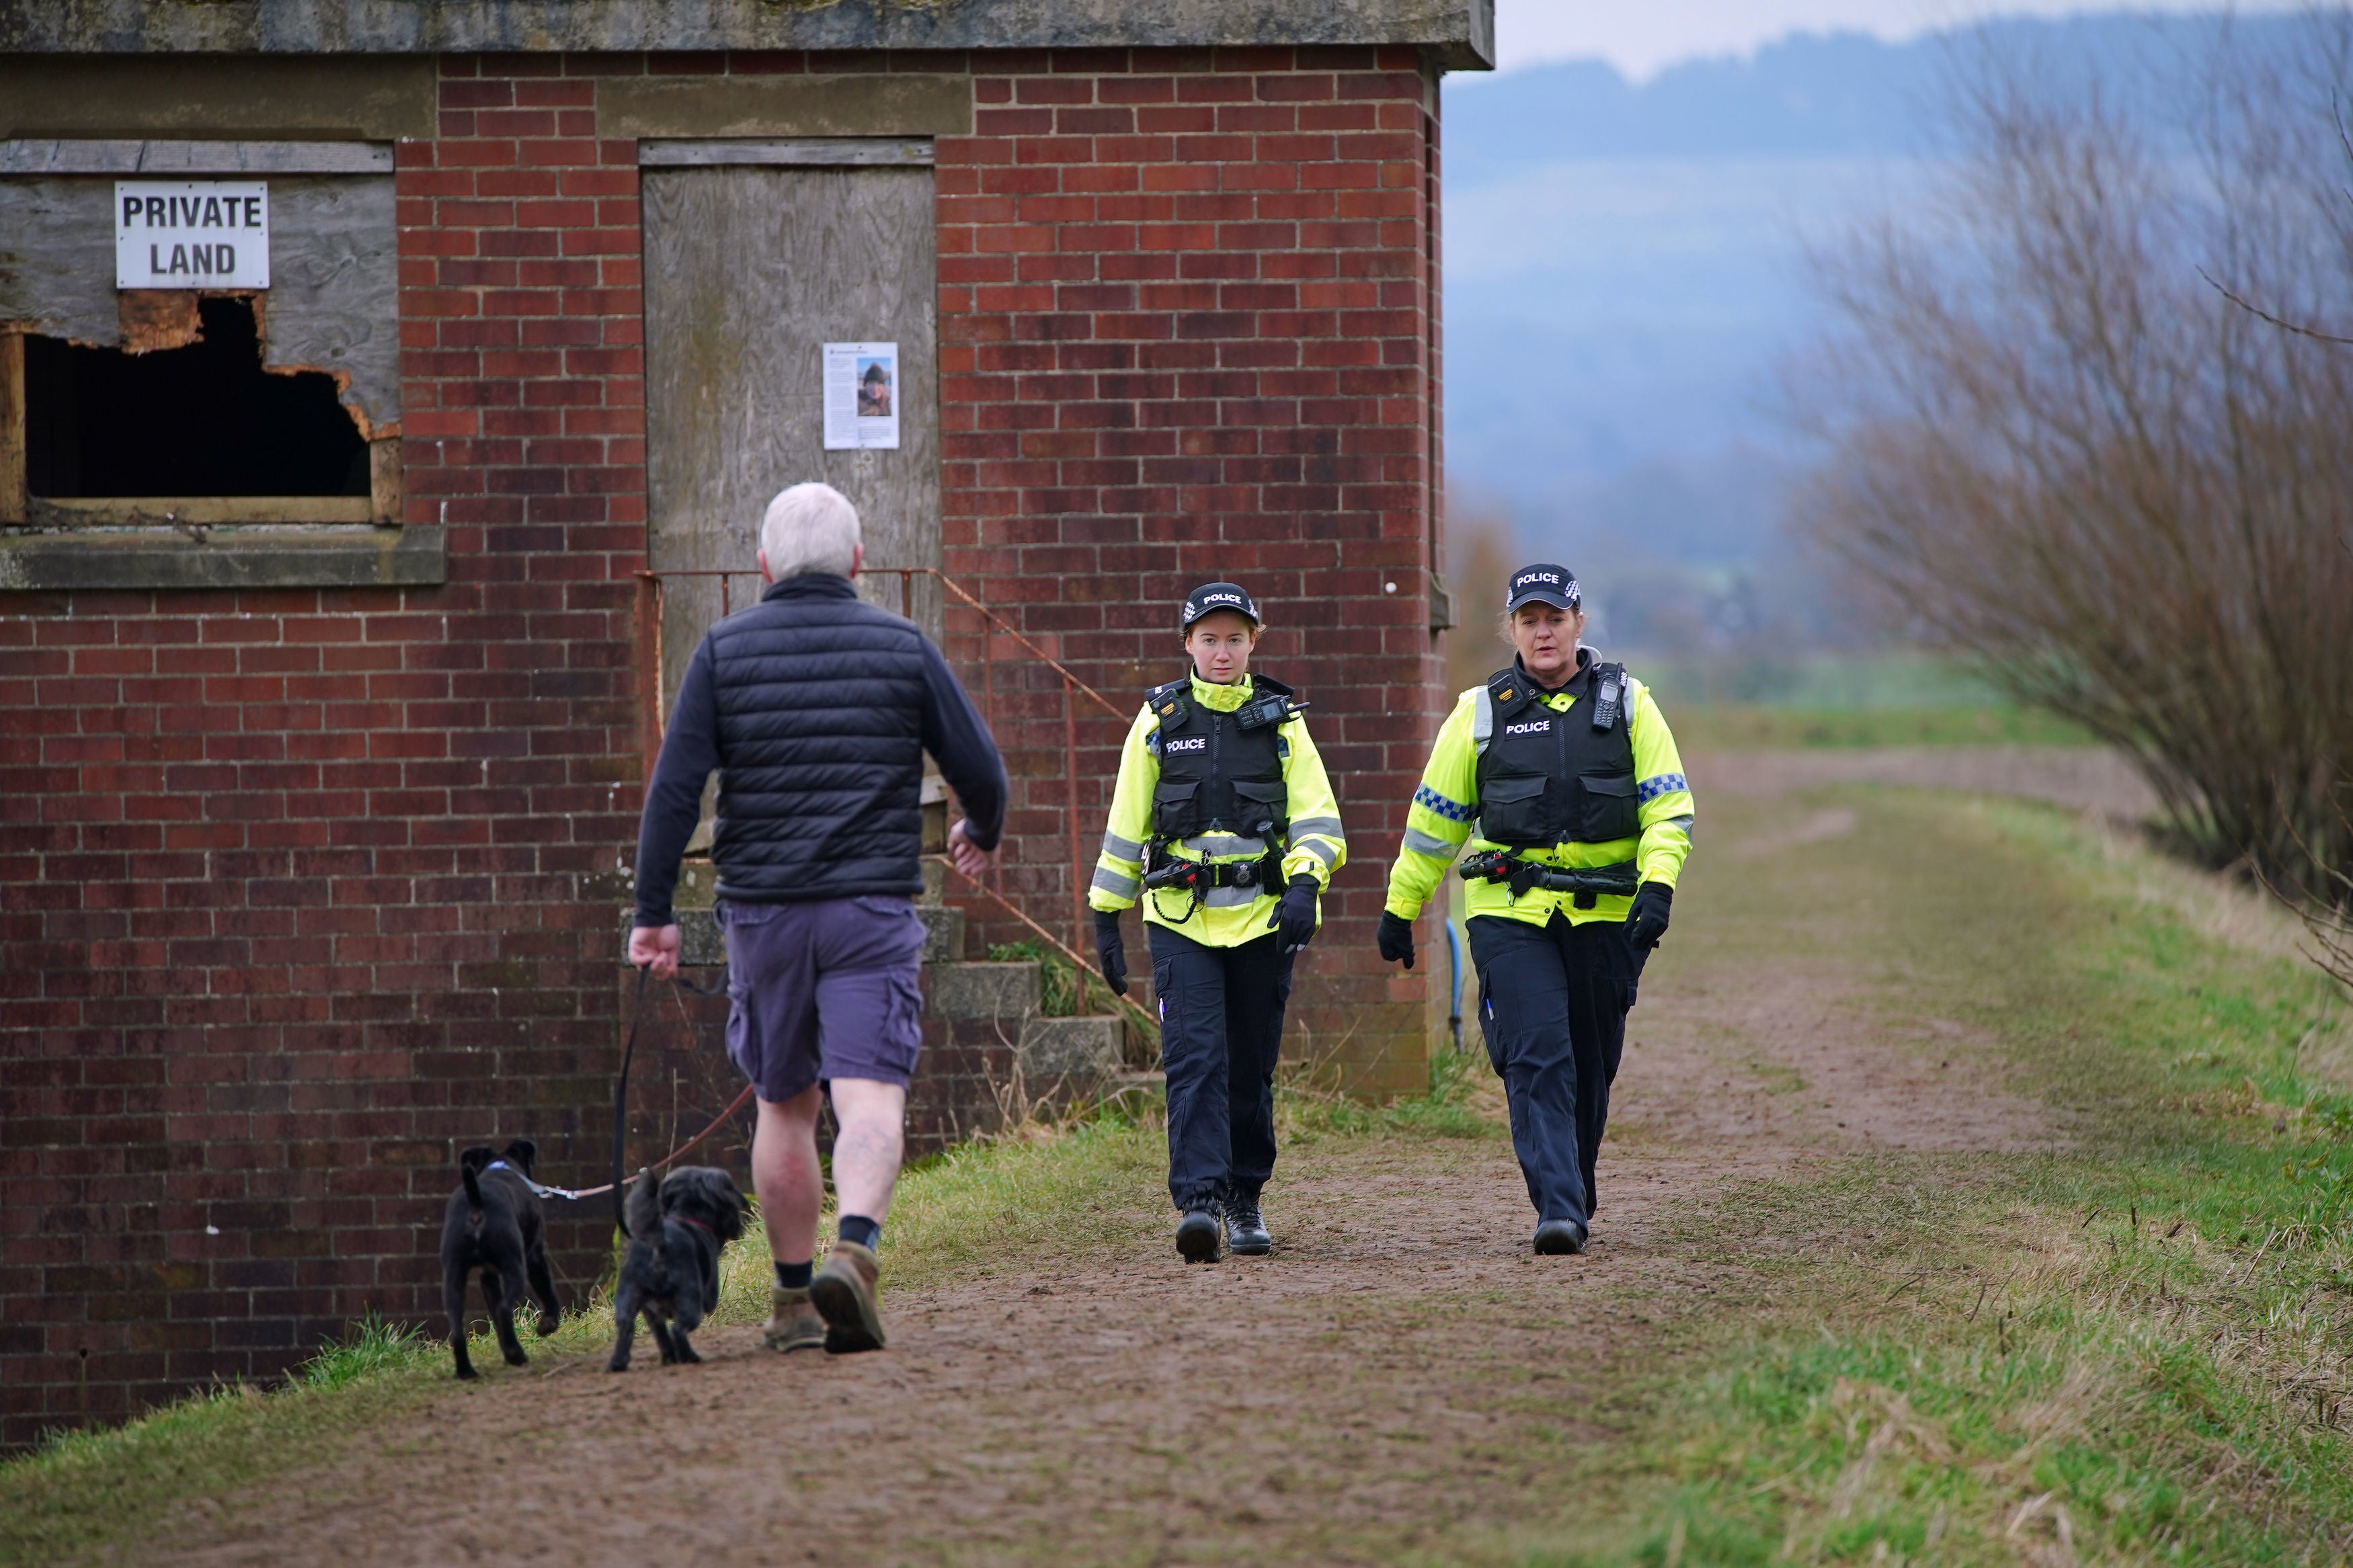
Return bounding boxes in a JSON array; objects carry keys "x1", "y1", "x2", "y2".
[{"x1": 641, "y1": 143, "x2": 941, "y2": 718}]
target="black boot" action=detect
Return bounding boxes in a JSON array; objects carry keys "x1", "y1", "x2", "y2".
[
  {"x1": 1533, "y1": 1219, "x2": 1587, "y2": 1255},
  {"x1": 1175, "y1": 1207, "x2": 1224, "y2": 1264},
  {"x1": 1224, "y1": 1196, "x2": 1271, "y2": 1255}
]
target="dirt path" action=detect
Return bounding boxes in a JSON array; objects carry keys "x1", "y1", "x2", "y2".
[{"x1": 146, "y1": 780, "x2": 2071, "y2": 1567}]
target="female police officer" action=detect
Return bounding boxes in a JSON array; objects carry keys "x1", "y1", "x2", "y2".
[
  {"x1": 1090, "y1": 583, "x2": 1347, "y2": 1262},
  {"x1": 1377, "y1": 564, "x2": 1692, "y2": 1255}
]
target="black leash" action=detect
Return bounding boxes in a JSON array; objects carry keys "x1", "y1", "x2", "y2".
[{"x1": 612, "y1": 966, "x2": 649, "y2": 1237}]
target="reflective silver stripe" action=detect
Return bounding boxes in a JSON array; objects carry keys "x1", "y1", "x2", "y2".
[
  {"x1": 1661, "y1": 814, "x2": 1694, "y2": 840},
  {"x1": 1183, "y1": 833, "x2": 1265, "y2": 857},
  {"x1": 1471, "y1": 685, "x2": 1494, "y2": 755},
  {"x1": 1100, "y1": 829, "x2": 1145, "y2": 862},
  {"x1": 1090, "y1": 866, "x2": 1140, "y2": 899},
  {"x1": 1403, "y1": 825, "x2": 1460, "y2": 858},
  {"x1": 1203, "y1": 884, "x2": 1271, "y2": 909},
  {"x1": 1289, "y1": 815, "x2": 1344, "y2": 840},
  {"x1": 1295, "y1": 837, "x2": 1340, "y2": 868}
]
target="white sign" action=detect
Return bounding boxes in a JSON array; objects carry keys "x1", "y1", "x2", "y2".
[
  {"x1": 114, "y1": 181, "x2": 270, "y2": 290},
  {"x1": 823, "y1": 341, "x2": 900, "y2": 450}
]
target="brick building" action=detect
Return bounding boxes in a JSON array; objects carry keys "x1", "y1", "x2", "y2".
[{"x1": 0, "y1": 0, "x2": 1491, "y2": 1446}]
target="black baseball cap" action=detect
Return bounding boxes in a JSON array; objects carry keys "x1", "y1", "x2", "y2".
[
  {"x1": 1504, "y1": 563, "x2": 1581, "y2": 613},
  {"x1": 1181, "y1": 581, "x2": 1261, "y2": 629}
]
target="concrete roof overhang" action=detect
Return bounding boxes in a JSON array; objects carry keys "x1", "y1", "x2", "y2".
[{"x1": 0, "y1": 0, "x2": 1496, "y2": 71}]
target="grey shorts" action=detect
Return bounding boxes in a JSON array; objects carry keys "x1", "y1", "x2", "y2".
[{"x1": 718, "y1": 895, "x2": 928, "y2": 1104}]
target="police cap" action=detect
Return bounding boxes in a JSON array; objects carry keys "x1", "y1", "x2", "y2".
[
  {"x1": 1504, "y1": 563, "x2": 1581, "y2": 614},
  {"x1": 1180, "y1": 581, "x2": 1261, "y2": 630}
]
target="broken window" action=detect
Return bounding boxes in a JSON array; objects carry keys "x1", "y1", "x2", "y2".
[
  {"x1": 23, "y1": 296, "x2": 370, "y2": 505},
  {"x1": 0, "y1": 142, "x2": 405, "y2": 570}
]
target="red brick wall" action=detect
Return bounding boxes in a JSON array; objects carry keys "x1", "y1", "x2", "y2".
[
  {"x1": 0, "y1": 56, "x2": 651, "y2": 1450},
  {"x1": 933, "y1": 46, "x2": 1448, "y2": 1095},
  {"x1": 0, "y1": 44, "x2": 1453, "y2": 1448}
]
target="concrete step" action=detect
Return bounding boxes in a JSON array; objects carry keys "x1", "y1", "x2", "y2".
[
  {"x1": 924, "y1": 960, "x2": 1039, "y2": 1020},
  {"x1": 917, "y1": 903, "x2": 965, "y2": 964},
  {"x1": 1017, "y1": 1015, "x2": 1125, "y2": 1084}
]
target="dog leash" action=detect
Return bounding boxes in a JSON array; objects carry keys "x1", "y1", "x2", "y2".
[{"x1": 492, "y1": 963, "x2": 753, "y2": 1233}]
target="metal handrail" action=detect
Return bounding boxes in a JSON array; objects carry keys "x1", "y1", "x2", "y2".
[{"x1": 633, "y1": 561, "x2": 1122, "y2": 1003}]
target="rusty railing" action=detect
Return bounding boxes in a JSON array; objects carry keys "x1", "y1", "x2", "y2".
[{"x1": 633, "y1": 563, "x2": 1153, "y2": 1033}]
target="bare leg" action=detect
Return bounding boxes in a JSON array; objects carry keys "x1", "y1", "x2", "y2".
[
  {"x1": 752, "y1": 1087, "x2": 824, "y2": 1268},
  {"x1": 828, "y1": 1078, "x2": 908, "y2": 1225}
]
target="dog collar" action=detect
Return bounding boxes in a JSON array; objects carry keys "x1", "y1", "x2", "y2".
[
  {"x1": 672, "y1": 1214, "x2": 715, "y2": 1235},
  {"x1": 485, "y1": 1161, "x2": 508, "y2": 1171}
]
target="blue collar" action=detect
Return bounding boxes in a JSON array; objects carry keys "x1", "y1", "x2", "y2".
[{"x1": 485, "y1": 1160, "x2": 509, "y2": 1171}]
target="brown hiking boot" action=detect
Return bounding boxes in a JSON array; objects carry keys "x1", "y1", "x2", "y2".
[
  {"x1": 760, "y1": 1284, "x2": 826, "y2": 1353},
  {"x1": 809, "y1": 1240, "x2": 887, "y2": 1354}
]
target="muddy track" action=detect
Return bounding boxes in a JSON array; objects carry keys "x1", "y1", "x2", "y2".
[{"x1": 148, "y1": 772, "x2": 2067, "y2": 1567}]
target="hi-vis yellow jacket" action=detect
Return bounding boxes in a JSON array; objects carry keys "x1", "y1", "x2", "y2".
[
  {"x1": 1089, "y1": 671, "x2": 1347, "y2": 948},
  {"x1": 1385, "y1": 655, "x2": 1694, "y2": 928}
]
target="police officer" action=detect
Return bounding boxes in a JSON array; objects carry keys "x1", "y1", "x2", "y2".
[
  {"x1": 1090, "y1": 583, "x2": 1347, "y2": 1262},
  {"x1": 1377, "y1": 564, "x2": 1692, "y2": 1254}
]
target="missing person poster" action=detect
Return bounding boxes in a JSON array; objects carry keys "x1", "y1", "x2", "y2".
[{"x1": 823, "y1": 341, "x2": 900, "y2": 450}]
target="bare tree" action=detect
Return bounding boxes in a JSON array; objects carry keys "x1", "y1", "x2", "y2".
[{"x1": 1801, "y1": 17, "x2": 2353, "y2": 901}]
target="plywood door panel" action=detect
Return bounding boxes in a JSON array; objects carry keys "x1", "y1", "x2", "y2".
[{"x1": 642, "y1": 163, "x2": 939, "y2": 718}]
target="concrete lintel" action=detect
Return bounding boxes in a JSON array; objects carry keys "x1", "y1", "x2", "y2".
[
  {"x1": 0, "y1": 138, "x2": 393, "y2": 174},
  {"x1": 0, "y1": 1, "x2": 1497, "y2": 71},
  {"x1": 0, "y1": 54, "x2": 437, "y2": 141},
  {"x1": 639, "y1": 137, "x2": 935, "y2": 169},
  {"x1": 0, "y1": 524, "x2": 446, "y2": 591},
  {"x1": 608, "y1": 75, "x2": 968, "y2": 142}
]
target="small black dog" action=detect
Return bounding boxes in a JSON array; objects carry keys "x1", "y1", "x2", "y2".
[
  {"x1": 440, "y1": 1139, "x2": 563, "y2": 1380},
  {"x1": 608, "y1": 1165, "x2": 746, "y2": 1372}
]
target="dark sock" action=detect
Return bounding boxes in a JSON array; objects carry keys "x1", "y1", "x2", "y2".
[
  {"x1": 836, "y1": 1214, "x2": 881, "y2": 1251},
  {"x1": 774, "y1": 1260, "x2": 812, "y2": 1291}
]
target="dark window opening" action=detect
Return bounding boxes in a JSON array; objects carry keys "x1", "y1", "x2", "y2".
[{"x1": 24, "y1": 296, "x2": 368, "y2": 499}]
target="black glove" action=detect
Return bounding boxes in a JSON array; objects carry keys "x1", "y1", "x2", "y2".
[
  {"x1": 1267, "y1": 874, "x2": 1320, "y2": 953},
  {"x1": 1094, "y1": 909, "x2": 1128, "y2": 996},
  {"x1": 1626, "y1": 881, "x2": 1673, "y2": 950},
  {"x1": 1377, "y1": 910, "x2": 1417, "y2": 969}
]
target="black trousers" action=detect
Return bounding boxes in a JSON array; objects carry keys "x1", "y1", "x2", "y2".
[
  {"x1": 1149, "y1": 923, "x2": 1295, "y2": 1212},
  {"x1": 1466, "y1": 912, "x2": 1644, "y2": 1232}
]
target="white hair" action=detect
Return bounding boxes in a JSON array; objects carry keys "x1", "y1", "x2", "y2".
[{"x1": 759, "y1": 482, "x2": 861, "y2": 579}]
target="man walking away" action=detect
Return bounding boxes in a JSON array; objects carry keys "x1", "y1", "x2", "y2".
[{"x1": 629, "y1": 482, "x2": 1006, "y2": 1354}]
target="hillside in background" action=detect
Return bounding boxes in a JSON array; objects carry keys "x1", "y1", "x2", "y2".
[{"x1": 1439, "y1": 9, "x2": 2309, "y2": 653}]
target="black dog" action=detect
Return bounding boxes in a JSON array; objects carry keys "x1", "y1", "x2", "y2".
[
  {"x1": 608, "y1": 1165, "x2": 746, "y2": 1372},
  {"x1": 440, "y1": 1139, "x2": 563, "y2": 1380}
]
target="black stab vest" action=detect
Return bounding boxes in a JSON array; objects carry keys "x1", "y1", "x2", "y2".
[
  {"x1": 1146, "y1": 673, "x2": 1292, "y2": 848},
  {"x1": 1474, "y1": 660, "x2": 1640, "y2": 850}
]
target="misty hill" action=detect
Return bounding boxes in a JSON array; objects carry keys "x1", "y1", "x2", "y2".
[{"x1": 1436, "y1": 9, "x2": 2324, "y2": 650}]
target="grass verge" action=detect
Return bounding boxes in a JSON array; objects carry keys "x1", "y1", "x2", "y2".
[{"x1": 1528, "y1": 790, "x2": 2353, "y2": 1565}]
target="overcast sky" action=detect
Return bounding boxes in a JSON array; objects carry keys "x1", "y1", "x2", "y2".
[{"x1": 1495, "y1": 0, "x2": 2309, "y2": 77}]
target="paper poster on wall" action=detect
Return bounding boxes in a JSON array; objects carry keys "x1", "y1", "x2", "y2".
[{"x1": 822, "y1": 341, "x2": 900, "y2": 450}]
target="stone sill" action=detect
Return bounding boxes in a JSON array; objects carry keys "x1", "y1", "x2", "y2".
[{"x1": 0, "y1": 524, "x2": 445, "y2": 591}]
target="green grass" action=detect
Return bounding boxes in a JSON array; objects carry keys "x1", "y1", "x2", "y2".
[{"x1": 1525, "y1": 790, "x2": 2353, "y2": 1565}]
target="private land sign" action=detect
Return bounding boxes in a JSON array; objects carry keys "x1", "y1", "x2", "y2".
[{"x1": 114, "y1": 181, "x2": 270, "y2": 290}]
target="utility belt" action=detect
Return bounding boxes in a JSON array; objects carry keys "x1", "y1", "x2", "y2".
[
  {"x1": 1457, "y1": 849, "x2": 1639, "y2": 909},
  {"x1": 1143, "y1": 843, "x2": 1285, "y2": 921}
]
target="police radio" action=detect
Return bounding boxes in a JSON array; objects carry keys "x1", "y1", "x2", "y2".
[
  {"x1": 1234, "y1": 692, "x2": 1307, "y2": 731},
  {"x1": 1591, "y1": 664, "x2": 1625, "y2": 733}
]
